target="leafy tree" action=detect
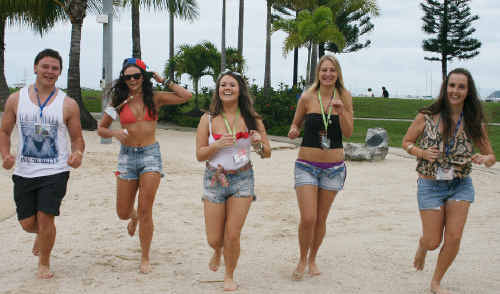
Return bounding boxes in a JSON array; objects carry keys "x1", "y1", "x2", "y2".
[
  {"x1": 273, "y1": 5, "x2": 345, "y2": 83},
  {"x1": 122, "y1": 1, "x2": 198, "y2": 70},
  {"x1": 421, "y1": 0, "x2": 481, "y2": 81},
  {"x1": 50, "y1": 0, "x2": 102, "y2": 130},
  {"x1": 165, "y1": 41, "x2": 219, "y2": 110},
  {"x1": 0, "y1": 0, "x2": 63, "y2": 108}
]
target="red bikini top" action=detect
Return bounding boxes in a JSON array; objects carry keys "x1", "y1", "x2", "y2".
[
  {"x1": 212, "y1": 131, "x2": 249, "y2": 140},
  {"x1": 119, "y1": 103, "x2": 158, "y2": 124}
]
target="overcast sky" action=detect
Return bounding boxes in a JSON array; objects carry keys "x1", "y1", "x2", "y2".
[{"x1": 4, "y1": 0, "x2": 500, "y2": 98}]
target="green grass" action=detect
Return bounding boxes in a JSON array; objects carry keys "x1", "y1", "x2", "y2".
[
  {"x1": 82, "y1": 89, "x2": 103, "y2": 112},
  {"x1": 352, "y1": 97, "x2": 500, "y2": 123},
  {"x1": 350, "y1": 119, "x2": 500, "y2": 160}
]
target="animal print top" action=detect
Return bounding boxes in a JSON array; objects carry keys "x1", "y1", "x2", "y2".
[{"x1": 416, "y1": 114, "x2": 473, "y2": 178}]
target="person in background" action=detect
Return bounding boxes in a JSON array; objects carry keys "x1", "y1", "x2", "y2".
[
  {"x1": 402, "y1": 68, "x2": 496, "y2": 294},
  {"x1": 382, "y1": 86, "x2": 389, "y2": 98}
]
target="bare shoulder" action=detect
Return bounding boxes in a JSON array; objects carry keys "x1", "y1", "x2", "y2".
[
  {"x1": 4, "y1": 91, "x2": 20, "y2": 112},
  {"x1": 63, "y1": 96, "x2": 80, "y2": 116}
]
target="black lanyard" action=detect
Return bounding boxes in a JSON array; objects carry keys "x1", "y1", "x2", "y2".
[{"x1": 35, "y1": 86, "x2": 56, "y2": 118}]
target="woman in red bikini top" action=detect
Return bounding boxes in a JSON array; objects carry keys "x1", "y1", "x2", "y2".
[{"x1": 97, "y1": 58, "x2": 192, "y2": 274}]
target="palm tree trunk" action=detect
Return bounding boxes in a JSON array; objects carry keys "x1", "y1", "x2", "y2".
[
  {"x1": 193, "y1": 77, "x2": 199, "y2": 110},
  {"x1": 0, "y1": 16, "x2": 9, "y2": 109},
  {"x1": 319, "y1": 42, "x2": 325, "y2": 58},
  {"x1": 131, "y1": 0, "x2": 141, "y2": 59},
  {"x1": 237, "y1": 0, "x2": 244, "y2": 56},
  {"x1": 221, "y1": 0, "x2": 226, "y2": 72},
  {"x1": 293, "y1": 47, "x2": 298, "y2": 88},
  {"x1": 306, "y1": 43, "x2": 311, "y2": 83},
  {"x1": 68, "y1": 19, "x2": 97, "y2": 130},
  {"x1": 169, "y1": 11, "x2": 175, "y2": 80},
  {"x1": 309, "y1": 43, "x2": 318, "y2": 84},
  {"x1": 264, "y1": 0, "x2": 272, "y2": 92}
]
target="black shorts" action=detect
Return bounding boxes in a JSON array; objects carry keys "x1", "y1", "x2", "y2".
[{"x1": 12, "y1": 171, "x2": 70, "y2": 220}]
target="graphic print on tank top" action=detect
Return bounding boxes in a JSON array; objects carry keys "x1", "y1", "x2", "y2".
[{"x1": 19, "y1": 113, "x2": 59, "y2": 164}]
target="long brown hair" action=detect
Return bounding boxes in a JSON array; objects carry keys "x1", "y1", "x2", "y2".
[
  {"x1": 209, "y1": 71, "x2": 261, "y2": 130},
  {"x1": 420, "y1": 68, "x2": 487, "y2": 145}
]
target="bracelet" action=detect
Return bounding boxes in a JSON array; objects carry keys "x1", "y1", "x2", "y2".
[
  {"x1": 254, "y1": 142, "x2": 264, "y2": 158},
  {"x1": 406, "y1": 143, "x2": 415, "y2": 154},
  {"x1": 163, "y1": 78, "x2": 174, "y2": 88},
  {"x1": 74, "y1": 150, "x2": 83, "y2": 157}
]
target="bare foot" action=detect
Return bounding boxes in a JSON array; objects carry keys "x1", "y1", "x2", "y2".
[
  {"x1": 139, "y1": 259, "x2": 151, "y2": 274},
  {"x1": 291, "y1": 261, "x2": 306, "y2": 281},
  {"x1": 127, "y1": 211, "x2": 138, "y2": 237},
  {"x1": 431, "y1": 281, "x2": 452, "y2": 294},
  {"x1": 32, "y1": 235, "x2": 40, "y2": 256},
  {"x1": 224, "y1": 277, "x2": 238, "y2": 291},
  {"x1": 413, "y1": 243, "x2": 427, "y2": 271},
  {"x1": 209, "y1": 249, "x2": 221, "y2": 272},
  {"x1": 37, "y1": 265, "x2": 54, "y2": 279},
  {"x1": 308, "y1": 261, "x2": 321, "y2": 276}
]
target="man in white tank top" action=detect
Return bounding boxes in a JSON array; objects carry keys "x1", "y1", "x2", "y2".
[{"x1": 0, "y1": 49, "x2": 85, "y2": 279}]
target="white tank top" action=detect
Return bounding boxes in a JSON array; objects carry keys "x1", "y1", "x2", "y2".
[
  {"x1": 207, "y1": 114, "x2": 251, "y2": 170},
  {"x1": 14, "y1": 86, "x2": 70, "y2": 178}
]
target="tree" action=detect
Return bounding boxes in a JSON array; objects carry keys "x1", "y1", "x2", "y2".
[
  {"x1": 50, "y1": 0, "x2": 101, "y2": 130},
  {"x1": 237, "y1": 0, "x2": 244, "y2": 56},
  {"x1": 0, "y1": 0, "x2": 63, "y2": 108},
  {"x1": 165, "y1": 41, "x2": 219, "y2": 110},
  {"x1": 264, "y1": 0, "x2": 272, "y2": 92},
  {"x1": 122, "y1": 1, "x2": 198, "y2": 69},
  {"x1": 273, "y1": 5, "x2": 345, "y2": 83},
  {"x1": 221, "y1": 0, "x2": 226, "y2": 72},
  {"x1": 421, "y1": 0, "x2": 481, "y2": 81}
]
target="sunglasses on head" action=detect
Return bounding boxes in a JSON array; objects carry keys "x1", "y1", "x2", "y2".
[
  {"x1": 219, "y1": 69, "x2": 242, "y2": 78},
  {"x1": 123, "y1": 73, "x2": 142, "y2": 81}
]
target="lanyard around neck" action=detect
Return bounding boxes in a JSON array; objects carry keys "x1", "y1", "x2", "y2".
[
  {"x1": 221, "y1": 108, "x2": 240, "y2": 140},
  {"x1": 445, "y1": 112, "x2": 463, "y2": 156},
  {"x1": 317, "y1": 90, "x2": 336, "y2": 132},
  {"x1": 34, "y1": 86, "x2": 56, "y2": 118}
]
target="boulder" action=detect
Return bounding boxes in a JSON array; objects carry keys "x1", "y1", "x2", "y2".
[{"x1": 344, "y1": 127, "x2": 389, "y2": 161}]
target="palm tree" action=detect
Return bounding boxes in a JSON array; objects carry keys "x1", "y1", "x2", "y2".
[
  {"x1": 0, "y1": 0, "x2": 63, "y2": 108},
  {"x1": 122, "y1": 0, "x2": 198, "y2": 64},
  {"x1": 237, "y1": 0, "x2": 244, "y2": 56},
  {"x1": 221, "y1": 0, "x2": 226, "y2": 72},
  {"x1": 264, "y1": 0, "x2": 272, "y2": 93},
  {"x1": 165, "y1": 41, "x2": 218, "y2": 110},
  {"x1": 50, "y1": 0, "x2": 101, "y2": 130}
]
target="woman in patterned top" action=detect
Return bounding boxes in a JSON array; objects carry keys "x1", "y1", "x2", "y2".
[{"x1": 402, "y1": 68, "x2": 496, "y2": 294}]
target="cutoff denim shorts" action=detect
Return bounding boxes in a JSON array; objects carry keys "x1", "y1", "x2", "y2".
[
  {"x1": 294, "y1": 160, "x2": 346, "y2": 191},
  {"x1": 202, "y1": 167, "x2": 256, "y2": 204},
  {"x1": 417, "y1": 176, "x2": 474, "y2": 210},
  {"x1": 116, "y1": 142, "x2": 164, "y2": 180}
]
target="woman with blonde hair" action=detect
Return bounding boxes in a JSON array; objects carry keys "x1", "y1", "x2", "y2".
[{"x1": 288, "y1": 55, "x2": 354, "y2": 280}]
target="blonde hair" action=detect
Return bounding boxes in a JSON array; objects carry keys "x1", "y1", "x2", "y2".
[{"x1": 307, "y1": 54, "x2": 346, "y2": 98}]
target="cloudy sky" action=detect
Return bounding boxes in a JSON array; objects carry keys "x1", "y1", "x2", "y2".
[{"x1": 4, "y1": 0, "x2": 500, "y2": 98}]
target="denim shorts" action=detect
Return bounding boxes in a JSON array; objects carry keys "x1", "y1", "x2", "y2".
[
  {"x1": 294, "y1": 160, "x2": 346, "y2": 191},
  {"x1": 417, "y1": 176, "x2": 474, "y2": 210},
  {"x1": 202, "y1": 167, "x2": 256, "y2": 204},
  {"x1": 116, "y1": 142, "x2": 164, "y2": 180}
]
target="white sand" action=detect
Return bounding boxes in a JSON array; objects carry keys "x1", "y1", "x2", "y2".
[{"x1": 0, "y1": 129, "x2": 499, "y2": 294}]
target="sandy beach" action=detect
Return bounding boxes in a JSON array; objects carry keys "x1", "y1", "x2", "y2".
[{"x1": 1, "y1": 128, "x2": 499, "y2": 294}]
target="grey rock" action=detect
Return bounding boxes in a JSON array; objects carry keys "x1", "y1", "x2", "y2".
[{"x1": 344, "y1": 128, "x2": 389, "y2": 161}]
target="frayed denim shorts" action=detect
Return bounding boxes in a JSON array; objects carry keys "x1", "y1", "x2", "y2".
[
  {"x1": 417, "y1": 176, "x2": 474, "y2": 210},
  {"x1": 294, "y1": 160, "x2": 346, "y2": 191},
  {"x1": 116, "y1": 142, "x2": 164, "y2": 180},
  {"x1": 202, "y1": 166, "x2": 256, "y2": 204}
]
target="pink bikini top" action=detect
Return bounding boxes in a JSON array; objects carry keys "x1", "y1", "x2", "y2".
[{"x1": 119, "y1": 103, "x2": 158, "y2": 124}]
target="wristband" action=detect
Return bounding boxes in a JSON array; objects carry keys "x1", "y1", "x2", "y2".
[
  {"x1": 163, "y1": 78, "x2": 174, "y2": 88},
  {"x1": 406, "y1": 143, "x2": 415, "y2": 154}
]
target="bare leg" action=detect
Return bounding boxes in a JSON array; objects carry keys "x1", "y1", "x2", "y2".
[
  {"x1": 203, "y1": 200, "x2": 225, "y2": 272},
  {"x1": 116, "y1": 177, "x2": 139, "y2": 235},
  {"x1": 414, "y1": 208, "x2": 445, "y2": 271},
  {"x1": 430, "y1": 201, "x2": 470, "y2": 294},
  {"x1": 308, "y1": 188, "x2": 337, "y2": 276},
  {"x1": 223, "y1": 196, "x2": 252, "y2": 291},
  {"x1": 293, "y1": 185, "x2": 318, "y2": 280},
  {"x1": 136, "y1": 172, "x2": 161, "y2": 274},
  {"x1": 36, "y1": 211, "x2": 56, "y2": 279},
  {"x1": 19, "y1": 216, "x2": 39, "y2": 256}
]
